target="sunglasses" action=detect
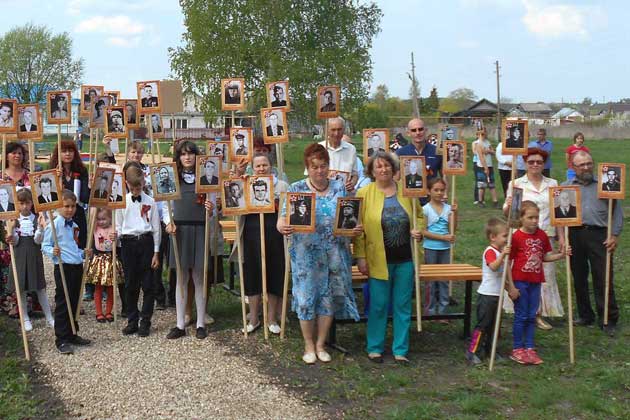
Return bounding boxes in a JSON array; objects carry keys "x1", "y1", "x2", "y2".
[
  {"x1": 410, "y1": 127, "x2": 425, "y2": 132},
  {"x1": 526, "y1": 160, "x2": 544, "y2": 165}
]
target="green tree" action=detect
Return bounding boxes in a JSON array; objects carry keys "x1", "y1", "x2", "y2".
[
  {"x1": 169, "y1": 0, "x2": 382, "y2": 125},
  {"x1": 0, "y1": 24, "x2": 84, "y2": 103},
  {"x1": 372, "y1": 84, "x2": 389, "y2": 109},
  {"x1": 448, "y1": 87, "x2": 477, "y2": 103},
  {"x1": 423, "y1": 86, "x2": 439, "y2": 114},
  {"x1": 353, "y1": 102, "x2": 388, "y2": 131}
]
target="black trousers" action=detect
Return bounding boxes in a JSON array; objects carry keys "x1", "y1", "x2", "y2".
[
  {"x1": 54, "y1": 263, "x2": 83, "y2": 347},
  {"x1": 498, "y1": 169, "x2": 511, "y2": 200},
  {"x1": 471, "y1": 294, "x2": 499, "y2": 355},
  {"x1": 121, "y1": 235, "x2": 155, "y2": 326},
  {"x1": 569, "y1": 227, "x2": 619, "y2": 325},
  {"x1": 153, "y1": 223, "x2": 169, "y2": 305}
]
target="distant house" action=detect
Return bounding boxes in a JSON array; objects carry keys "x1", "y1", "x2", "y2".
[
  {"x1": 592, "y1": 103, "x2": 630, "y2": 118},
  {"x1": 550, "y1": 107, "x2": 584, "y2": 125},
  {"x1": 449, "y1": 98, "x2": 510, "y2": 124},
  {"x1": 508, "y1": 103, "x2": 553, "y2": 123}
]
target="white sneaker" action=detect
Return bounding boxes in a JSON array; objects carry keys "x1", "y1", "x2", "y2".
[
  {"x1": 268, "y1": 323, "x2": 281, "y2": 335},
  {"x1": 47, "y1": 318, "x2": 55, "y2": 327},
  {"x1": 24, "y1": 319, "x2": 33, "y2": 332}
]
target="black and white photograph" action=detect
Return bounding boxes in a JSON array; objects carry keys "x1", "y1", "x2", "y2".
[
  {"x1": 195, "y1": 155, "x2": 221, "y2": 193},
  {"x1": 328, "y1": 170, "x2": 350, "y2": 185},
  {"x1": 206, "y1": 140, "x2": 230, "y2": 174},
  {"x1": 427, "y1": 133, "x2": 438, "y2": 146},
  {"x1": 221, "y1": 78, "x2": 245, "y2": 111},
  {"x1": 362, "y1": 129, "x2": 389, "y2": 163},
  {"x1": 598, "y1": 163, "x2": 626, "y2": 200},
  {"x1": 502, "y1": 120, "x2": 529, "y2": 155},
  {"x1": 17, "y1": 104, "x2": 42, "y2": 140},
  {"x1": 401, "y1": 156, "x2": 427, "y2": 197},
  {"x1": 46, "y1": 91, "x2": 71, "y2": 125},
  {"x1": 509, "y1": 187, "x2": 524, "y2": 227},
  {"x1": 109, "y1": 173, "x2": 126, "y2": 208},
  {"x1": 267, "y1": 81, "x2": 290, "y2": 110},
  {"x1": 119, "y1": 99, "x2": 139, "y2": 129},
  {"x1": 261, "y1": 107, "x2": 288, "y2": 144},
  {"x1": 105, "y1": 90, "x2": 120, "y2": 105},
  {"x1": 316, "y1": 85, "x2": 340, "y2": 119},
  {"x1": 473, "y1": 118, "x2": 484, "y2": 132},
  {"x1": 0, "y1": 181, "x2": 18, "y2": 220},
  {"x1": 443, "y1": 141, "x2": 467, "y2": 175},
  {"x1": 550, "y1": 186, "x2": 582, "y2": 227},
  {"x1": 221, "y1": 178, "x2": 247, "y2": 215},
  {"x1": 334, "y1": 197, "x2": 362, "y2": 236},
  {"x1": 29, "y1": 170, "x2": 63, "y2": 213},
  {"x1": 147, "y1": 114, "x2": 164, "y2": 139},
  {"x1": 104, "y1": 106, "x2": 127, "y2": 138},
  {"x1": 137, "y1": 80, "x2": 160, "y2": 114},
  {"x1": 287, "y1": 192, "x2": 315, "y2": 232},
  {"x1": 229, "y1": 128, "x2": 252, "y2": 163},
  {"x1": 90, "y1": 167, "x2": 115, "y2": 207},
  {"x1": 90, "y1": 96, "x2": 111, "y2": 129},
  {"x1": 0, "y1": 99, "x2": 17, "y2": 133},
  {"x1": 440, "y1": 125, "x2": 460, "y2": 142},
  {"x1": 80, "y1": 85, "x2": 104, "y2": 117},
  {"x1": 246, "y1": 175, "x2": 274, "y2": 213},
  {"x1": 150, "y1": 163, "x2": 181, "y2": 201}
]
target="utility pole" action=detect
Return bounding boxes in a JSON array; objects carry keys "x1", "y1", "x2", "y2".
[
  {"x1": 495, "y1": 60, "x2": 501, "y2": 141},
  {"x1": 409, "y1": 52, "x2": 420, "y2": 118}
]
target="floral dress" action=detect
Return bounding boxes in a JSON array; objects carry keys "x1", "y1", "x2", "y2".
[{"x1": 284, "y1": 179, "x2": 359, "y2": 321}]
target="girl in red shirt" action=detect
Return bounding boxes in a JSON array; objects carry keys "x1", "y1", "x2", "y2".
[{"x1": 509, "y1": 201, "x2": 567, "y2": 365}]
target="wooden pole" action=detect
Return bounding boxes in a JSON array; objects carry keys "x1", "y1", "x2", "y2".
[
  {"x1": 603, "y1": 200, "x2": 613, "y2": 325},
  {"x1": 75, "y1": 209, "x2": 97, "y2": 319},
  {"x1": 27, "y1": 140, "x2": 35, "y2": 173},
  {"x1": 147, "y1": 116, "x2": 156, "y2": 165},
  {"x1": 8, "y1": 239, "x2": 31, "y2": 360},
  {"x1": 448, "y1": 174, "x2": 456, "y2": 297},
  {"x1": 112, "y1": 209, "x2": 118, "y2": 324},
  {"x1": 57, "y1": 124, "x2": 62, "y2": 170},
  {"x1": 413, "y1": 199, "x2": 422, "y2": 332},
  {"x1": 165, "y1": 200, "x2": 183, "y2": 299},
  {"x1": 260, "y1": 213, "x2": 269, "y2": 340},
  {"x1": 203, "y1": 193, "x2": 211, "y2": 307},
  {"x1": 1, "y1": 134, "x2": 6, "y2": 178},
  {"x1": 48, "y1": 211, "x2": 77, "y2": 335},
  {"x1": 564, "y1": 226, "x2": 575, "y2": 364},
  {"x1": 213, "y1": 202, "x2": 219, "y2": 287},
  {"x1": 88, "y1": 128, "x2": 94, "y2": 175}
]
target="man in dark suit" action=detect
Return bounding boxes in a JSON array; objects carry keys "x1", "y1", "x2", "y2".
[
  {"x1": 150, "y1": 114, "x2": 162, "y2": 133},
  {"x1": 141, "y1": 84, "x2": 158, "y2": 108},
  {"x1": 37, "y1": 177, "x2": 58, "y2": 204},
  {"x1": 320, "y1": 90, "x2": 336, "y2": 112},
  {"x1": 200, "y1": 159, "x2": 219, "y2": 186},
  {"x1": 603, "y1": 169, "x2": 621, "y2": 192},
  {"x1": 125, "y1": 102, "x2": 137, "y2": 124},
  {"x1": 265, "y1": 113, "x2": 284, "y2": 137},
  {"x1": 20, "y1": 110, "x2": 37, "y2": 132},
  {"x1": 93, "y1": 176, "x2": 109, "y2": 199},
  {"x1": 0, "y1": 188, "x2": 14, "y2": 212},
  {"x1": 554, "y1": 190, "x2": 576, "y2": 218},
  {"x1": 225, "y1": 82, "x2": 241, "y2": 104},
  {"x1": 234, "y1": 133, "x2": 247, "y2": 155},
  {"x1": 225, "y1": 182, "x2": 244, "y2": 208},
  {"x1": 271, "y1": 84, "x2": 287, "y2": 107},
  {"x1": 505, "y1": 126, "x2": 523, "y2": 149},
  {"x1": 405, "y1": 160, "x2": 423, "y2": 189},
  {"x1": 290, "y1": 200, "x2": 310, "y2": 225}
]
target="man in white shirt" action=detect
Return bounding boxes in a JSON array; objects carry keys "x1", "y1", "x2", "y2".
[{"x1": 318, "y1": 117, "x2": 357, "y2": 192}]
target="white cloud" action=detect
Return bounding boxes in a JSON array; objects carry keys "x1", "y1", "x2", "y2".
[
  {"x1": 106, "y1": 36, "x2": 142, "y2": 48},
  {"x1": 66, "y1": 0, "x2": 175, "y2": 16},
  {"x1": 75, "y1": 15, "x2": 147, "y2": 36},
  {"x1": 522, "y1": 0, "x2": 607, "y2": 39}
]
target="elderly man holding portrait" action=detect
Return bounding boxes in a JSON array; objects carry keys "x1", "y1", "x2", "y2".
[{"x1": 318, "y1": 117, "x2": 357, "y2": 192}]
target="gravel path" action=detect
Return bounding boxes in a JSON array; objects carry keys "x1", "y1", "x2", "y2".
[{"x1": 26, "y1": 262, "x2": 326, "y2": 420}]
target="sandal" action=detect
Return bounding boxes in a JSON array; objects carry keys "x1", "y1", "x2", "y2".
[
  {"x1": 96, "y1": 315, "x2": 106, "y2": 323},
  {"x1": 105, "y1": 314, "x2": 114, "y2": 323}
]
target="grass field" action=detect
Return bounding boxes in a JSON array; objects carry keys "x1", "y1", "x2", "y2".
[{"x1": 1, "y1": 134, "x2": 628, "y2": 419}]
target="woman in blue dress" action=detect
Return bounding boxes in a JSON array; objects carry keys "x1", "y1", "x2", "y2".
[{"x1": 277, "y1": 143, "x2": 361, "y2": 364}]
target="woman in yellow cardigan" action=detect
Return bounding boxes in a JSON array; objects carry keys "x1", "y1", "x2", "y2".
[{"x1": 354, "y1": 151, "x2": 423, "y2": 364}]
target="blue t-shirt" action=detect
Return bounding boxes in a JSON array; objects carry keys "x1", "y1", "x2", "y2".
[
  {"x1": 422, "y1": 202, "x2": 451, "y2": 250},
  {"x1": 381, "y1": 195, "x2": 412, "y2": 263}
]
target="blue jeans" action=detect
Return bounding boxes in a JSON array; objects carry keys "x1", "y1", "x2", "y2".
[
  {"x1": 424, "y1": 248, "x2": 450, "y2": 315},
  {"x1": 513, "y1": 281, "x2": 541, "y2": 349}
]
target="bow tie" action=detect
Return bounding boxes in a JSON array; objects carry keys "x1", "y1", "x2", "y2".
[
  {"x1": 132, "y1": 195, "x2": 142, "y2": 203},
  {"x1": 64, "y1": 220, "x2": 74, "y2": 228}
]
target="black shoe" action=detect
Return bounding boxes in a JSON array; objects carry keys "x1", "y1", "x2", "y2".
[
  {"x1": 602, "y1": 324, "x2": 616, "y2": 337},
  {"x1": 156, "y1": 301, "x2": 167, "y2": 311},
  {"x1": 166, "y1": 327, "x2": 186, "y2": 339},
  {"x1": 122, "y1": 323, "x2": 138, "y2": 335},
  {"x1": 195, "y1": 327, "x2": 207, "y2": 340},
  {"x1": 466, "y1": 351, "x2": 482, "y2": 366},
  {"x1": 120, "y1": 310, "x2": 127, "y2": 318},
  {"x1": 71, "y1": 335, "x2": 92, "y2": 346},
  {"x1": 574, "y1": 318, "x2": 594, "y2": 327},
  {"x1": 138, "y1": 323, "x2": 151, "y2": 337},
  {"x1": 57, "y1": 342, "x2": 74, "y2": 354}
]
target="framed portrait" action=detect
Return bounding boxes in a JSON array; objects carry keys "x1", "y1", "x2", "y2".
[
  {"x1": 443, "y1": 141, "x2": 467, "y2": 176},
  {"x1": 286, "y1": 192, "x2": 315, "y2": 233},
  {"x1": 438, "y1": 124, "x2": 462, "y2": 154},
  {"x1": 316, "y1": 85, "x2": 340, "y2": 119},
  {"x1": 502, "y1": 119, "x2": 529, "y2": 155},
  {"x1": 89, "y1": 167, "x2": 115, "y2": 207},
  {"x1": 104, "y1": 90, "x2": 120, "y2": 105},
  {"x1": 390, "y1": 132, "x2": 408, "y2": 152},
  {"x1": 509, "y1": 187, "x2": 523, "y2": 228},
  {"x1": 221, "y1": 178, "x2": 247, "y2": 216},
  {"x1": 90, "y1": 96, "x2": 111, "y2": 128},
  {"x1": 119, "y1": 99, "x2": 139, "y2": 129},
  {"x1": 104, "y1": 106, "x2": 127, "y2": 138},
  {"x1": 28, "y1": 170, "x2": 64, "y2": 213},
  {"x1": 549, "y1": 186, "x2": 582, "y2": 227},
  {"x1": 221, "y1": 78, "x2": 245, "y2": 112},
  {"x1": 80, "y1": 85, "x2": 104, "y2": 117},
  {"x1": 206, "y1": 140, "x2": 231, "y2": 174},
  {"x1": 334, "y1": 197, "x2": 362, "y2": 236},
  {"x1": 427, "y1": 133, "x2": 438, "y2": 147},
  {"x1": 328, "y1": 170, "x2": 350, "y2": 186},
  {"x1": 0, "y1": 181, "x2": 18, "y2": 220},
  {"x1": 266, "y1": 81, "x2": 290, "y2": 111},
  {"x1": 137, "y1": 80, "x2": 161, "y2": 114},
  {"x1": 195, "y1": 155, "x2": 221, "y2": 193},
  {"x1": 150, "y1": 163, "x2": 181, "y2": 201},
  {"x1": 145, "y1": 114, "x2": 164, "y2": 139},
  {"x1": 17, "y1": 104, "x2": 42, "y2": 140},
  {"x1": 598, "y1": 163, "x2": 625, "y2": 200},
  {"x1": 229, "y1": 127, "x2": 253, "y2": 163},
  {"x1": 246, "y1": 175, "x2": 275, "y2": 214},
  {"x1": 400, "y1": 156, "x2": 427, "y2": 197},
  {"x1": 473, "y1": 118, "x2": 485, "y2": 133},
  {"x1": 99, "y1": 163, "x2": 126, "y2": 209},
  {"x1": 261, "y1": 107, "x2": 289, "y2": 144},
  {"x1": 0, "y1": 99, "x2": 18, "y2": 133},
  {"x1": 46, "y1": 91, "x2": 72, "y2": 125},
  {"x1": 362, "y1": 129, "x2": 389, "y2": 164}
]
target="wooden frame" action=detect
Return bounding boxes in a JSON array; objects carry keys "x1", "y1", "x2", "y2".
[
  {"x1": 502, "y1": 119, "x2": 529, "y2": 155},
  {"x1": 363, "y1": 129, "x2": 390, "y2": 164},
  {"x1": 150, "y1": 162, "x2": 181, "y2": 201},
  {"x1": 328, "y1": 170, "x2": 350, "y2": 185},
  {"x1": 400, "y1": 156, "x2": 427, "y2": 197},
  {"x1": 246, "y1": 175, "x2": 275, "y2": 213},
  {"x1": 316, "y1": 85, "x2": 340, "y2": 119},
  {"x1": 80, "y1": 85, "x2": 104, "y2": 117},
  {"x1": 137, "y1": 80, "x2": 161, "y2": 114},
  {"x1": 549, "y1": 186, "x2": 582, "y2": 227},
  {"x1": 286, "y1": 192, "x2": 315, "y2": 233},
  {"x1": 104, "y1": 105, "x2": 127, "y2": 138},
  {"x1": 29, "y1": 170, "x2": 64, "y2": 213},
  {"x1": 0, "y1": 99, "x2": 18, "y2": 133},
  {"x1": 46, "y1": 91, "x2": 72, "y2": 125},
  {"x1": 0, "y1": 181, "x2": 18, "y2": 220},
  {"x1": 221, "y1": 177, "x2": 247, "y2": 215},
  {"x1": 145, "y1": 114, "x2": 164, "y2": 139},
  {"x1": 509, "y1": 186, "x2": 523, "y2": 228},
  {"x1": 195, "y1": 155, "x2": 221, "y2": 193},
  {"x1": 443, "y1": 140, "x2": 467, "y2": 175},
  {"x1": 104, "y1": 90, "x2": 120, "y2": 105},
  {"x1": 334, "y1": 197, "x2": 362, "y2": 236},
  {"x1": 221, "y1": 78, "x2": 245, "y2": 112},
  {"x1": 89, "y1": 167, "x2": 115, "y2": 207},
  {"x1": 261, "y1": 107, "x2": 289, "y2": 144},
  {"x1": 17, "y1": 104, "x2": 42, "y2": 140},
  {"x1": 266, "y1": 81, "x2": 290, "y2": 111},
  {"x1": 437, "y1": 124, "x2": 463, "y2": 154},
  {"x1": 598, "y1": 163, "x2": 625, "y2": 200},
  {"x1": 229, "y1": 127, "x2": 253, "y2": 163},
  {"x1": 119, "y1": 99, "x2": 139, "y2": 129},
  {"x1": 90, "y1": 95, "x2": 111, "y2": 129},
  {"x1": 99, "y1": 163, "x2": 126, "y2": 209},
  {"x1": 206, "y1": 140, "x2": 230, "y2": 174}
]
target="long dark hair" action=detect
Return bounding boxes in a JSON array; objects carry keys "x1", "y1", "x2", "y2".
[
  {"x1": 50, "y1": 140, "x2": 86, "y2": 174},
  {"x1": 174, "y1": 140, "x2": 199, "y2": 178},
  {"x1": 5, "y1": 142, "x2": 28, "y2": 169}
]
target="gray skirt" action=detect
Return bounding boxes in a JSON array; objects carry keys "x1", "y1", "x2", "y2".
[
  {"x1": 9, "y1": 236, "x2": 46, "y2": 292},
  {"x1": 168, "y1": 222, "x2": 223, "y2": 270}
]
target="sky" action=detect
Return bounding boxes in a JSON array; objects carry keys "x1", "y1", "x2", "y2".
[{"x1": 2, "y1": 0, "x2": 628, "y2": 104}]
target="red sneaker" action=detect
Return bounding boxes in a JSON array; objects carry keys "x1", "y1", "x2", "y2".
[
  {"x1": 509, "y1": 348, "x2": 528, "y2": 365},
  {"x1": 526, "y1": 348, "x2": 543, "y2": 365}
]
